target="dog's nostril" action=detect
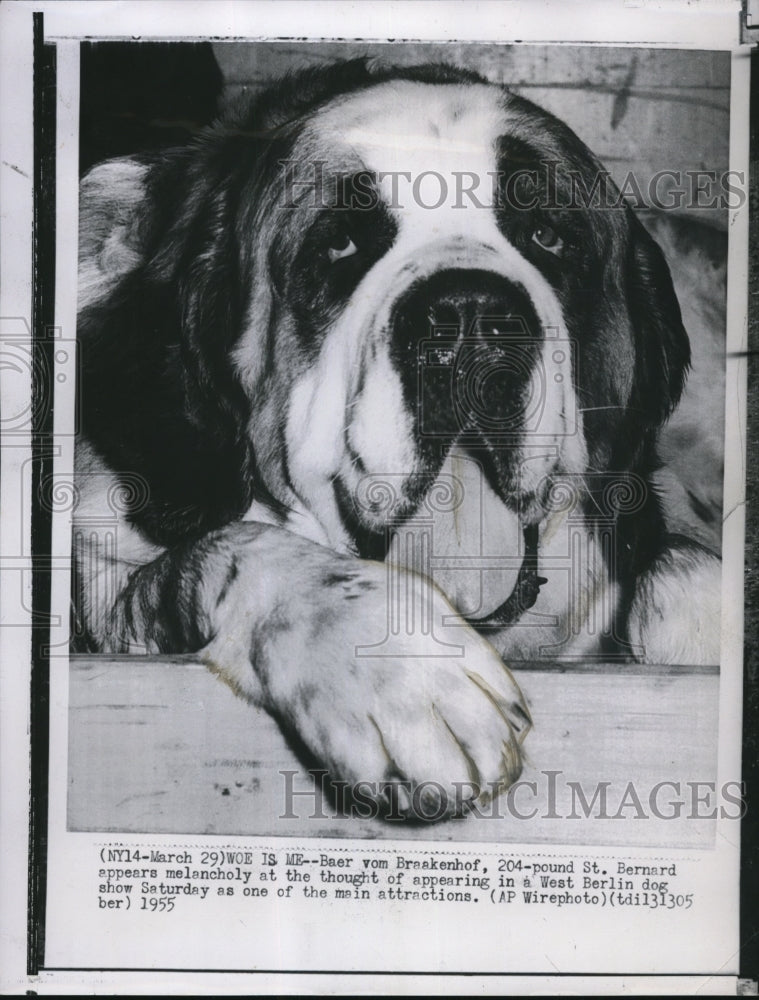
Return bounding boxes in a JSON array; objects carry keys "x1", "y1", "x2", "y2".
[{"x1": 395, "y1": 270, "x2": 542, "y2": 350}]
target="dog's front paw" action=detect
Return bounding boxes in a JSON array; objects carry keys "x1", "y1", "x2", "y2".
[
  {"x1": 311, "y1": 631, "x2": 531, "y2": 821},
  {"x1": 203, "y1": 542, "x2": 530, "y2": 821}
]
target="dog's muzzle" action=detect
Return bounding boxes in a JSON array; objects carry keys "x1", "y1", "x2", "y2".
[
  {"x1": 388, "y1": 269, "x2": 549, "y2": 626},
  {"x1": 341, "y1": 268, "x2": 551, "y2": 621}
]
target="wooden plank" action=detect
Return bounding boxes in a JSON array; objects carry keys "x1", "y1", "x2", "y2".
[{"x1": 68, "y1": 656, "x2": 718, "y2": 847}]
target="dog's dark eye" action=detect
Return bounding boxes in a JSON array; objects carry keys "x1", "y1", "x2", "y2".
[
  {"x1": 531, "y1": 224, "x2": 564, "y2": 255},
  {"x1": 327, "y1": 232, "x2": 358, "y2": 263}
]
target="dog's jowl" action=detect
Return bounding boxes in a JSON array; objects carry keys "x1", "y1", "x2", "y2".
[{"x1": 74, "y1": 59, "x2": 722, "y2": 820}]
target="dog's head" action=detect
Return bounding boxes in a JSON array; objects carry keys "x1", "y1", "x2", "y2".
[{"x1": 79, "y1": 59, "x2": 690, "y2": 563}]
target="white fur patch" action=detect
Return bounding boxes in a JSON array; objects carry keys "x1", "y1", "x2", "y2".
[
  {"x1": 78, "y1": 158, "x2": 149, "y2": 311},
  {"x1": 348, "y1": 349, "x2": 416, "y2": 479},
  {"x1": 627, "y1": 546, "x2": 721, "y2": 666},
  {"x1": 73, "y1": 441, "x2": 164, "y2": 646}
]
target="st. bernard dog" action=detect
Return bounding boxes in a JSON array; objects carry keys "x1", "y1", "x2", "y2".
[{"x1": 74, "y1": 59, "x2": 722, "y2": 820}]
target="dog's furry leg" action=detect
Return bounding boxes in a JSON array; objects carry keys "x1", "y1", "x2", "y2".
[
  {"x1": 96, "y1": 521, "x2": 531, "y2": 819},
  {"x1": 626, "y1": 538, "x2": 721, "y2": 666}
]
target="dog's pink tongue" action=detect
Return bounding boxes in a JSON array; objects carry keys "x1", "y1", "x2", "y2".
[{"x1": 388, "y1": 448, "x2": 522, "y2": 617}]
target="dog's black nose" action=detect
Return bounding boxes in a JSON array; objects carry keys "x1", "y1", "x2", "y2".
[
  {"x1": 389, "y1": 268, "x2": 543, "y2": 441},
  {"x1": 393, "y1": 268, "x2": 542, "y2": 344}
]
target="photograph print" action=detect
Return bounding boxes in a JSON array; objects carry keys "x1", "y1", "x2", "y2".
[{"x1": 68, "y1": 40, "x2": 729, "y2": 841}]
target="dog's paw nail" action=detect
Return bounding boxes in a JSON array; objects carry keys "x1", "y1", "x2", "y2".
[
  {"x1": 508, "y1": 699, "x2": 532, "y2": 739},
  {"x1": 380, "y1": 776, "x2": 412, "y2": 816}
]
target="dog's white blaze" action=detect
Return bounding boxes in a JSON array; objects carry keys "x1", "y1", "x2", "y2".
[{"x1": 314, "y1": 80, "x2": 504, "y2": 221}]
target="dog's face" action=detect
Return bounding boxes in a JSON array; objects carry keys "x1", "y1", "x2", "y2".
[
  {"x1": 79, "y1": 62, "x2": 690, "y2": 569},
  {"x1": 226, "y1": 74, "x2": 690, "y2": 555}
]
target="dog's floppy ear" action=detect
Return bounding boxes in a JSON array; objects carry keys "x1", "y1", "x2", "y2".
[
  {"x1": 148, "y1": 147, "x2": 247, "y2": 428},
  {"x1": 624, "y1": 210, "x2": 691, "y2": 431},
  {"x1": 77, "y1": 146, "x2": 266, "y2": 546}
]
